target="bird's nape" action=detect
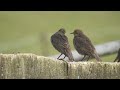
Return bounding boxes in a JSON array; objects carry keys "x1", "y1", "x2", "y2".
[{"x1": 58, "y1": 28, "x2": 66, "y2": 34}]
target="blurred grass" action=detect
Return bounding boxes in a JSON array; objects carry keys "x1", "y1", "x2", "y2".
[{"x1": 0, "y1": 11, "x2": 120, "y2": 62}]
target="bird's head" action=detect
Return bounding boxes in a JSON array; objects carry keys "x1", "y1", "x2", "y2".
[
  {"x1": 58, "y1": 28, "x2": 66, "y2": 34},
  {"x1": 70, "y1": 29, "x2": 83, "y2": 36}
]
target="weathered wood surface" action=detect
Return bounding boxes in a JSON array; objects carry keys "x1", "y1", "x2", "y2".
[
  {"x1": 68, "y1": 62, "x2": 120, "y2": 79},
  {"x1": 0, "y1": 54, "x2": 67, "y2": 79},
  {"x1": 0, "y1": 53, "x2": 120, "y2": 79}
]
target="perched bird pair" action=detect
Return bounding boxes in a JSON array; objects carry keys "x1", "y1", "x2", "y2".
[{"x1": 51, "y1": 28, "x2": 102, "y2": 62}]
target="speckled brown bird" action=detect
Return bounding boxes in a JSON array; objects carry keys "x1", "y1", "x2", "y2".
[
  {"x1": 51, "y1": 28, "x2": 74, "y2": 62},
  {"x1": 71, "y1": 29, "x2": 102, "y2": 61},
  {"x1": 114, "y1": 48, "x2": 120, "y2": 62}
]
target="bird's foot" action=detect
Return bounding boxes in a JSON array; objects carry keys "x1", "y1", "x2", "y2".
[
  {"x1": 58, "y1": 58, "x2": 64, "y2": 60},
  {"x1": 58, "y1": 59, "x2": 68, "y2": 63}
]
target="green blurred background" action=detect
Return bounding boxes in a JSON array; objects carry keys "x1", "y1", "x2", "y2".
[{"x1": 0, "y1": 11, "x2": 120, "y2": 62}]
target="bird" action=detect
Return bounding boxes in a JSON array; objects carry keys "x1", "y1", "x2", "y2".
[
  {"x1": 51, "y1": 28, "x2": 74, "y2": 62},
  {"x1": 114, "y1": 48, "x2": 120, "y2": 62},
  {"x1": 70, "y1": 29, "x2": 102, "y2": 62}
]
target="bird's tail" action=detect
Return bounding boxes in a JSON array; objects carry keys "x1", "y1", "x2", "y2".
[
  {"x1": 93, "y1": 51, "x2": 102, "y2": 62},
  {"x1": 65, "y1": 49, "x2": 74, "y2": 61}
]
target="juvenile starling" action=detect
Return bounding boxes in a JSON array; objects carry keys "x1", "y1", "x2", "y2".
[
  {"x1": 70, "y1": 29, "x2": 102, "y2": 61},
  {"x1": 51, "y1": 28, "x2": 74, "y2": 62},
  {"x1": 114, "y1": 48, "x2": 120, "y2": 62}
]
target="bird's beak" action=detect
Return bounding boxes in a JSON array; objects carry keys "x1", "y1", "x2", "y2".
[{"x1": 70, "y1": 32, "x2": 74, "y2": 34}]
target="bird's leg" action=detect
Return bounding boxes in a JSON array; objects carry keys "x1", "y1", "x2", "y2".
[
  {"x1": 59, "y1": 55, "x2": 68, "y2": 62},
  {"x1": 57, "y1": 53, "x2": 63, "y2": 59},
  {"x1": 59, "y1": 55, "x2": 66, "y2": 60},
  {"x1": 118, "y1": 59, "x2": 120, "y2": 62},
  {"x1": 114, "y1": 58, "x2": 117, "y2": 62},
  {"x1": 81, "y1": 55, "x2": 86, "y2": 61},
  {"x1": 62, "y1": 55, "x2": 66, "y2": 59},
  {"x1": 86, "y1": 56, "x2": 90, "y2": 61},
  {"x1": 114, "y1": 55, "x2": 118, "y2": 62}
]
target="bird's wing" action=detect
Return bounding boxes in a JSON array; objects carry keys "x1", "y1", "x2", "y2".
[
  {"x1": 51, "y1": 33, "x2": 70, "y2": 53},
  {"x1": 51, "y1": 33, "x2": 74, "y2": 60},
  {"x1": 58, "y1": 34, "x2": 71, "y2": 50},
  {"x1": 75, "y1": 36, "x2": 95, "y2": 54}
]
